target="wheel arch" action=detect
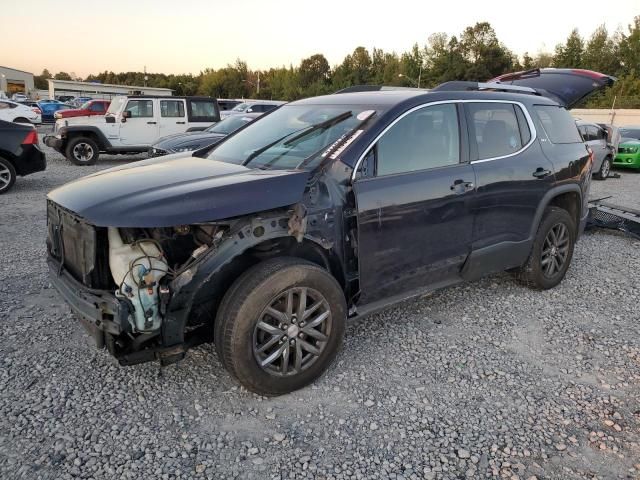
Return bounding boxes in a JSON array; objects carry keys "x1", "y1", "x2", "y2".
[
  {"x1": 64, "y1": 126, "x2": 111, "y2": 151},
  {"x1": 162, "y1": 223, "x2": 346, "y2": 348},
  {"x1": 530, "y1": 185, "x2": 583, "y2": 238}
]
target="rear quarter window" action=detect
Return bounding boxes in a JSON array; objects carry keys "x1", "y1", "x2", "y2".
[{"x1": 534, "y1": 105, "x2": 583, "y2": 144}]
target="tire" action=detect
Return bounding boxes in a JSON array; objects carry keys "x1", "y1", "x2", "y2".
[
  {"x1": 214, "y1": 257, "x2": 346, "y2": 396},
  {"x1": 0, "y1": 157, "x2": 16, "y2": 194},
  {"x1": 514, "y1": 206, "x2": 576, "y2": 290},
  {"x1": 13, "y1": 117, "x2": 30, "y2": 124},
  {"x1": 594, "y1": 156, "x2": 611, "y2": 180},
  {"x1": 65, "y1": 136, "x2": 99, "y2": 166}
]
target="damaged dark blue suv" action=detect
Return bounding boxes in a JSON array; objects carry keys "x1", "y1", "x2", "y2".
[{"x1": 46, "y1": 69, "x2": 614, "y2": 395}]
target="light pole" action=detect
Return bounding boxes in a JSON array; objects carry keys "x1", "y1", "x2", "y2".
[
  {"x1": 398, "y1": 73, "x2": 419, "y2": 88},
  {"x1": 242, "y1": 72, "x2": 260, "y2": 96},
  {"x1": 398, "y1": 64, "x2": 423, "y2": 88}
]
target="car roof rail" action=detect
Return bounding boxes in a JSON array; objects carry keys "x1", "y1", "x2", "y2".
[
  {"x1": 333, "y1": 85, "x2": 428, "y2": 94},
  {"x1": 431, "y1": 81, "x2": 541, "y2": 96}
]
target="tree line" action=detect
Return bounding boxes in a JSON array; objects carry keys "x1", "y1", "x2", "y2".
[{"x1": 34, "y1": 17, "x2": 640, "y2": 108}]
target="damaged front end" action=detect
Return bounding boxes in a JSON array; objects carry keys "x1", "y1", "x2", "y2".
[
  {"x1": 46, "y1": 187, "x2": 345, "y2": 366},
  {"x1": 47, "y1": 200, "x2": 232, "y2": 364}
]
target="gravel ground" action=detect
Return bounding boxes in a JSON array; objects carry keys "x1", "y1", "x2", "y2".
[{"x1": 1, "y1": 127, "x2": 639, "y2": 480}]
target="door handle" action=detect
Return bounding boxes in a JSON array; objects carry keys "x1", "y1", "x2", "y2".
[
  {"x1": 176, "y1": 121, "x2": 185, "y2": 124},
  {"x1": 450, "y1": 179, "x2": 474, "y2": 193},
  {"x1": 147, "y1": 121, "x2": 157, "y2": 125},
  {"x1": 532, "y1": 168, "x2": 551, "y2": 179}
]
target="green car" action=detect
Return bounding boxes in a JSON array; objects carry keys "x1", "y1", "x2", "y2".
[{"x1": 614, "y1": 127, "x2": 640, "y2": 170}]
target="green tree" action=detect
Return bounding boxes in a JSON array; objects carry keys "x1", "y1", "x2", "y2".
[
  {"x1": 54, "y1": 71, "x2": 72, "y2": 81},
  {"x1": 299, "y1": 54, "x2": 330, "y2": 88},
  {"x1": 582, "y1": 25, "x2": 620, "y2": 75},
  {"x1": 618, "y1": 16, "x2": 640, "y2": 76},
  {"x1": 459, "y1": 22, "x2": 514, "y2": 80},
  {"x1": 553, "y1": 29, "x2": 584, "y2": 67}
]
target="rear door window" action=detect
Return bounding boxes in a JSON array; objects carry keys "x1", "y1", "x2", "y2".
[
  {"x1": 466, "y1": 103, "x2": 524, "y2": 160},
  {"x1": 188, "y1": 99, "x2": 218, "y2": 122},
  {"x1": 376, "y1": 103, "x2": 460, "y2": 176},
  {"x1": 533, "y1": 105, "x2": 583, "y2": 144},
  {"x1": 160, "y1": 100, "x2": 185, "y2": 117}
]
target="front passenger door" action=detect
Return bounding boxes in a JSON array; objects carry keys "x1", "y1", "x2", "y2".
[
  {"x1": 354, "y1": 103, "x2": 476, "y2": 305},
  {"x1": 120, "y1": 99, "x2": 158, "y2": 145}
]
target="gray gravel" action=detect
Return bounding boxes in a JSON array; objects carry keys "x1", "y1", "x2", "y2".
[{"x1": 1, "y1": 127, "x2": 639, "y2": 479}]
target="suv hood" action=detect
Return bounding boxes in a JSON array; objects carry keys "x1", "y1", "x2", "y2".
[
  {"x1": 47, "y1": 156, "x2": 310, "y2": 227},
  {"x1": 490, "y1": 68, "x2": 615, "y2": 109}
]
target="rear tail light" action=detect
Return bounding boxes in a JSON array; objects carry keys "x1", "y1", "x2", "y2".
[
  {"x1": 31, "y1": 107, "x2": 41, "y2": 114},
  {"x1": 587, "y1": 146, "x2": 594, "y2": 168},
  {"x1": 22, "y1": 130, "x2": 38, "y2": 145}
]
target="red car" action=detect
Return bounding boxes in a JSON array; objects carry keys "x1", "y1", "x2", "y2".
[{"x1": 54, "y1": 99, "x2": 110, "y2": 120}]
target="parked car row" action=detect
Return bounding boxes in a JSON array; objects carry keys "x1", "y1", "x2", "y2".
[{"x1": 0, "y1": 99, "x2": 42, "y2": 124}]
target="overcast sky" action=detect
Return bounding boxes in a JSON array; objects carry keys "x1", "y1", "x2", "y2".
[{"x1": 3, "y1": 0, "x2": 638, "y2": 77}]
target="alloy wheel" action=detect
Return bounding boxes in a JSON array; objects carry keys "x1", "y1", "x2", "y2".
[
  {"x1": 0, "y1": 164, "x2": 11, "y2": 189},
  {"x1": 601, "y1": 159, "x2": 610, "y2": 178},
  {"x1": 73, "y1": 143, "x2": 94, "y2": 162},
  {"x1": 541, "y1": 223, "x2": 570, "y2": 278},
  {"x1": 252, "y1": 287, "x2": 332, "y2": 377}
]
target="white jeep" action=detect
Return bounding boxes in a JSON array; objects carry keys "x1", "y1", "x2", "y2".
[{"x1": 44, "y1": 95, "x2": 219, "y2": 165}]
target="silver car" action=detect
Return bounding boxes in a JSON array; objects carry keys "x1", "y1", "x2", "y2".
[{"x1": 576, "y1": 120, "x2": 616, "y2": 180}]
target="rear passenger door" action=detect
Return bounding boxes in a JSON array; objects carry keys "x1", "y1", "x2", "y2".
[
  {"x1": 159, "y1": 99, "x2": 187, "y2": 136},
  {"x1": 354, "y1": 102, "x2": 476, "y2": 304},
  {"x1": 465, "y1": 101, "x2": 555, "y2": 275}
]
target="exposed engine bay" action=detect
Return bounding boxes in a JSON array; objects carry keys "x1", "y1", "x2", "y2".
[{"x1": 109, "y1": 224, "x2": 226, "y2": 333}]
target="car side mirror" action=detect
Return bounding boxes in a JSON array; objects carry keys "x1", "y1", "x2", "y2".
[
  {"x1": 122, "y1": 110, "x2": 131, "y2": 119},
  {"x1": 246, "y1": 108, "x2": 253, "y2": 113}
]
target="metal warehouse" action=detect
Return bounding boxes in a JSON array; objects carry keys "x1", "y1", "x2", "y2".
[
  {"x1": 0, "y1": 66, "x2": 35, "y2": 96},
  {"x1": 47, "y1": 79, "x2": 173, "y2": 100}
]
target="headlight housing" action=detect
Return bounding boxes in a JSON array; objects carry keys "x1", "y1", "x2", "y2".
[{"x1": 173, "y1": 145, "x2": 199, "y2": 152}]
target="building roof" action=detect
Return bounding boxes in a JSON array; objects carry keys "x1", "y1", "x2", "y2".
[
  {"x1": 47, "y1": 78, "x2": 172, "y2": 92},
  {"x1": 0, "y1": 66, "x2": 35, "y2": 76}
]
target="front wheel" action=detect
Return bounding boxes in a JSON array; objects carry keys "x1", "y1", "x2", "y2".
[
  {"x1": 594, "y1": 156, "x2": 611, "y2": 180},
  {"x1": 214, "y1": 258, "x2": 346, "y2": 396},
  {"x1": 65, "y1": 136, "x2": 99, "y2": 166},
  {"x1": 514, "y1": 207, "x2": 576, "y2": 290}
]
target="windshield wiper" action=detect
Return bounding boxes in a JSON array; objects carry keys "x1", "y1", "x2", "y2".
[
  {"x1": 282, "y1": 111, "x2": 352, "y2": 146},
  {"x1": 242, "y1": 111, "x2": 352, "y2": 166}
]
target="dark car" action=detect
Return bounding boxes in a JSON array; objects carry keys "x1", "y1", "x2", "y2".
[
  {"x1": 149, "y1": 113, "x2": 263, "y2": 157},
  {"x1": 46, "y1": 69, "x2": 612, "y2": 395},
  {"x1": 0, "y1": 120, "x2": 46, "y2": 194}
]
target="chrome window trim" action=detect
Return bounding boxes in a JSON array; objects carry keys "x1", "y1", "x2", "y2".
[{"x1": 351, "y1": 99, "x2": 538, "y2": 181}]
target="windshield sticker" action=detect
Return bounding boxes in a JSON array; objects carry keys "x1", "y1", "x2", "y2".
[
  {"x1": 321, "y1": 132, "x2": 349, "y2": 158},
  {"x1": 357, "y1": 110, "x2": 375, "y2": 121},
  {"x1": 329, "y1": 129, "x2": 364, "y2": 160}
]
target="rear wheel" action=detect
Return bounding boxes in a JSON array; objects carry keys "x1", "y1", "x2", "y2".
[
  {"x1": 65, "y1": 136, "x2": 99, "y2": 166},
  {"x1": 214, "y1": 257, "x2": 346, "y2": 395},
  {"x1": 0, "y1": 157, "x2": 17, "y2": 194},
  {"x1": 515, "y1": 207, "x2": 576, "y2": 290},
  {"x1": 594, "y1": 156, "x2": 611, "y2": 180},
  {"x1": 13, "y1": 117, "x2": 30, "y2": 124}
]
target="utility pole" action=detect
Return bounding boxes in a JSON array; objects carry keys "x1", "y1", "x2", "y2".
[
  {"x1": 144, "y1": 66, "x2": 148, "y2": 87},
  {"x1": 257, "y1": 71, "x2": 260, "y2": 95}
]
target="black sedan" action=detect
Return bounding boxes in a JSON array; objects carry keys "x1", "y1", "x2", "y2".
[
  {"x1": 0, "y1": 120, "x2": 46, "y2": 194},
  {"x1": 149, "y1": 113, "x2": 263, "y2": 157}
]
